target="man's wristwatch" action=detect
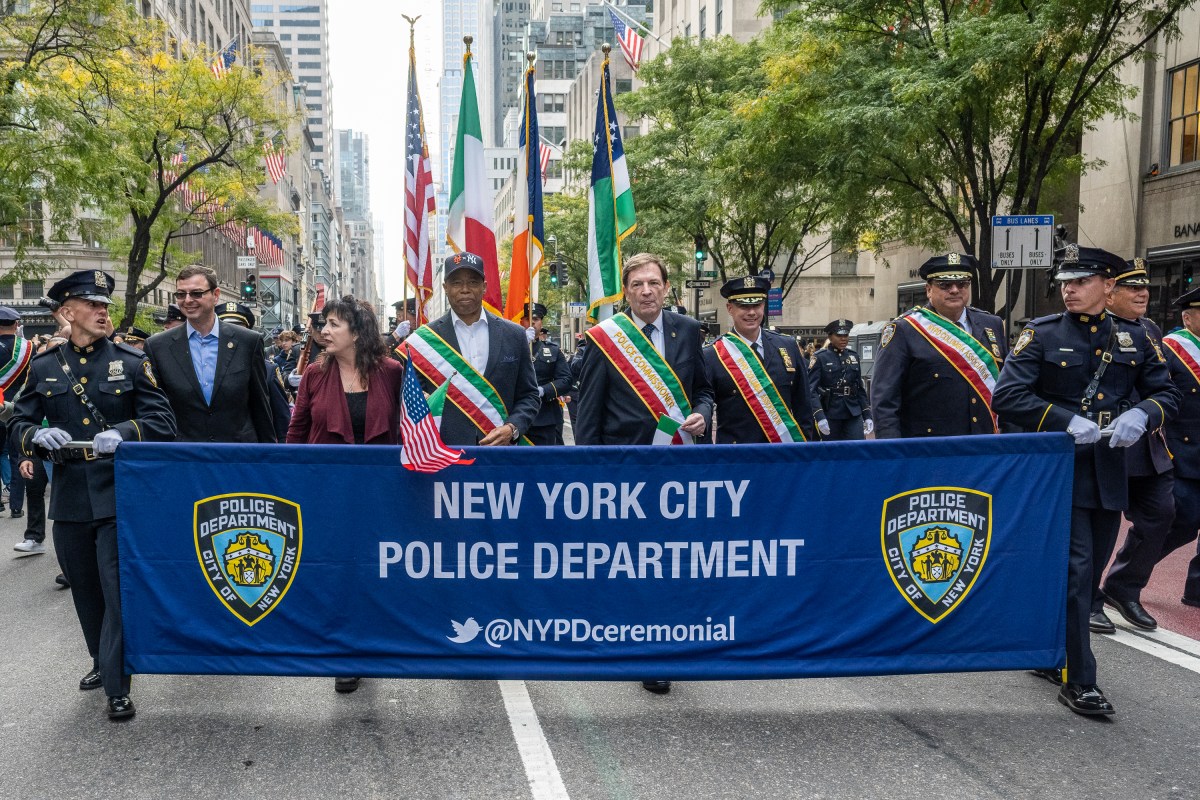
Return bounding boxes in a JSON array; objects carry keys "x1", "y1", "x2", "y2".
[{"x1": 509, "y1": 423, "x2": 520, "y2": 442}]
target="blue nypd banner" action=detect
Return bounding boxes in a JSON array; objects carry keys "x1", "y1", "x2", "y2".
[{"x1": 116, "y1": 434, "x2": 1072, "y2": 680}]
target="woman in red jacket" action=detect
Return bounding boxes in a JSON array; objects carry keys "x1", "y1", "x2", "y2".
[
  {"x1": 286, "y1": 296, "x2": 403, "y2": 446},
  {"x1": 285, "y1": 296, "x2": 402, "y2": 695}
]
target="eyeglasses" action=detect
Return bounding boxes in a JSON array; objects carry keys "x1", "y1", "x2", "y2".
[
  {"x1": 311, "y1": 320, "x2": 326, "y2": 330},
  {"x1": 933, "y1": 280, "x2": 971, "y2": 291},
  {"x1": 173, "y1": 288, "x2": 214, "y2": 300}
]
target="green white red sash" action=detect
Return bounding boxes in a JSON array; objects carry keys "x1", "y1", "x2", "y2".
[
  {"x1": 711, "y1": 334, "x2": 805, "y2": 443},
  {"x1": 1164, "y1": 330, "x2": 1200, "y2": 387},
  {"x1": 0, "y1": 336, "x2": 32, "y2": 392},
  {"x1": 587, "y1": 313, "x2": 693, "y2": 444},
  {"x1": 902, "y1": 308, "x2": 999, "y2": 431},
  {"x1": 403, "y1": 324, "x2": 531, "y2": 444}
]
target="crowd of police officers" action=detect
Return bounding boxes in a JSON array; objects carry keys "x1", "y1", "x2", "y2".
[{"x1": 7, "y1": 238, "x2": 1200, "y2": 721}]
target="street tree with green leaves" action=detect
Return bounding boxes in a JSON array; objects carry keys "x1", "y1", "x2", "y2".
[
  {"x1": 759, "y1": 0, "x2": 1194, "y2": 313},
  {"x1": 618, "y1": 36, "x2": 845, "y2": 298}
]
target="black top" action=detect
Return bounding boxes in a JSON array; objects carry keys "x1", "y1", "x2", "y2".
[{"x1": 345, "y1": 391, "x2": 367, "y2": 445}]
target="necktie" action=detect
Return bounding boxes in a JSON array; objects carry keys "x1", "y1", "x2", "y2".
[
  {"x1": 642, "y1": 322, "x2": 655, "y2": 340},
  {"x1": 752, "y1": 341, "x2": 763, "y2": 359}
]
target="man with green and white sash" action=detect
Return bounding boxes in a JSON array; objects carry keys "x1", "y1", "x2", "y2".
[
  {"x1": 404, "y1": 253, "x2": 539, "y2": 447},
  {"x1": 702, "y1": 276, "x2": 816, "y2": 444},
  {"x1": 871, "y1": 253, "x2": 1008, "y2": 439}
]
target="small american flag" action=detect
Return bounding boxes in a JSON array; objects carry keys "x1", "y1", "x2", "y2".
[
  {"x1": 608, "y1": 8, "x2": 644, "y2": 71},
  {"x1": 263, "y1": 140, "x2": 286, "y2": 184},
  {"x1": 211, "y1": 37, "x2": 238, "y2": 79},
  {"x1": 400, "y1": 362, "x2": 473, "y2": 473},
  {"x1": 539, "y1": 141, "x2": 553, "y2": 185}
]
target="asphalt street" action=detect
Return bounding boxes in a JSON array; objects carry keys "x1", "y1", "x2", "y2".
[{"x1": 2, "y1": 508, "x2": 1200, "y2": 800}]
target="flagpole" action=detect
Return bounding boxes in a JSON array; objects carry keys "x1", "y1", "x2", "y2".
[
  {"x1": 403, "y1": 14, "x2": 420, "y2": 325},
  {"x1": 602, "y1": 0, "x2": 665, "y2": 44},
  {"x1": 525, "y1": 52, "x2": 537, "y2": 323}
]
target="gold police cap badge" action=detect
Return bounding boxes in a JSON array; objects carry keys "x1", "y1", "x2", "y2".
[{"x1": 947, "y1": 253, "x2": 961, "y2": 265}]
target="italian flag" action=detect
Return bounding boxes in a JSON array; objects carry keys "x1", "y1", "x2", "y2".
[
  {"x1": 587, "y1": 55, "x2": 636, "y2": 323},
  {"x1": 652, "y1": 415, "x2": 694, "y2": 446},
  {"x1": 447, "y1": 47, "x2": 502, "y2": 314}
]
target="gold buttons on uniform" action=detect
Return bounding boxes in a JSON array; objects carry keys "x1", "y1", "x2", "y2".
[
  {"x1": 933, "y1": 373, "x2": 939, "y2": 378},
  {"x1": 1095, "y1": 349, "x2": 1102, "y2": 356},
  {"x1": 80, "y1": 377, "x2": 88, "y2": 384},
  {"x1": 82, "y1": 418, "x2": 90, "y2": 426},
  {"x1": 1061, "y1": 361, "x2": 1068, "y2": 366},
  {"x1": 115, "y1": 389, "x2": 121, "y2": 394},
  {"x1": 1091, "y1": 326, "x2": 1098, "y2": 333},
  {"x1": 1097, "y1": 393, "x2": 1105, "y2": 400},
  {"x1": 971, "y1": 398, "x2": 977, "y2": 404},
  {"x1": 79, "y1": 358, "x2": 86, "y2": 364},
  {"x1": 972, "y1": 416, "x2": 978, "y2": 423}
]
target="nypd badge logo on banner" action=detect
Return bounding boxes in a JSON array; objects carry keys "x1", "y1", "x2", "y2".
[
  {"x1": 881, "y1": 487, "x2": 991, "y2": 623},
  {"x1": 194, "y1": 494, "x2": 302, "y2": 626}
]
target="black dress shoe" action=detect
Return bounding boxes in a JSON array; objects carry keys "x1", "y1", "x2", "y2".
[
  {"x1": 1089, "y1": 610, "x2": 1116, "y2": 634},
  {"x1": 334, "y1": 677, "x2": 361, "y2": 694},
  {"x1": 1183, "y1": 596, "x2": 1200, "y2": 608},
  {"x1": 1057, "y1": 683, "x2": 1114, "y2": 716},
  {"x1": 1031, "y1": 668, "x2": 1063, "y2": 685},
  {"x1": 54, "y1": 573, "x2": 70, "y2": 589},
  {"x1": 1104, "y1": 595, "x2": 1157, "y2": 630},
  {"x1": 10, "y1": 510, "x2": 22, "y2": 518},
  {"x1": 79, "y1": 668, "x2": 103, "y2": 691},
  {"x1": 641, "y1": 680, "x2": 671, "y2": 694},
  {"x1": 107, "y1": 695, "x2": 136, "y2": 720}
]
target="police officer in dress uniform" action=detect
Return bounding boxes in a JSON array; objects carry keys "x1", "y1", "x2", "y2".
[
  {"x1": 162, "y1": 303, "x2": 185, "y2": 331},
  {"x1": 872, "y1": 253, "x2": 1007, "y2": 438},
  {"x1": 702, "y1": 275, "x2": 816, "y2": 442},
  {"x1": 116, "y1": 327, "x2": 149, "y2": 351},
  {"x1": 7, "y1": 270, "x2": 176, "y2": 720},
  {"x1": 992, "y1": 245, "x2": 1179, "y2": 717},
  {"x1": 216, "y1": 301, "x2": 291, "y2": 442},
  {"x1": 523, "y1": 302, "x2": 571, "y2": 445},
  {"x1": 1096, "y1": 259, "x2": 1175, "y2": 632},
  {"x1": 809, "y1": 319, "x2": 872, "y2": 440},
  {"x1": 386, "y1": 297, "x2": 418, "y2": 353}
]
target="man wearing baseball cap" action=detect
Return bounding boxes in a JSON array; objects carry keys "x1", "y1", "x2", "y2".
[{"x1": 403, "y1": 252, "x2": 539, "y2": 446}]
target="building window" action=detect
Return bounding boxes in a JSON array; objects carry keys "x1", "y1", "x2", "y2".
[
  {"x1": 1169, "y1": 62, "x2": 1200, "y2": 168},
  {"x1": 0, "y1": 284, "x2": 12, "y2": 300},
  {"x1": 21, "y1": 279, "x2": 43, "y2": 299},
  {"x1": 716, "y1": 0, "x2": 723, "y2": 34},
  {"x1": 699, "y1": 7, "x2": 706, "y2": 40}
]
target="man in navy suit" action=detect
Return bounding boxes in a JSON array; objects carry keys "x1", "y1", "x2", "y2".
[
  {"x1": 143, "y1": 265, "x2": 275, "y2": 443},
  {"x1": 407, "y1": 253, "x2": 539, "y2": 447}
]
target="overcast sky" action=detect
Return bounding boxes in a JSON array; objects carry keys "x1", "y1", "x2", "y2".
[{"x1": 327, "y1": 1, "x2": 447, "y2": 304}]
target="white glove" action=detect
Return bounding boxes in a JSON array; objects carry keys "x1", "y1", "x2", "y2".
[
  {"x1": 32, "y1": 427, "x2": 71, "y2": 451},
  {"x1": 863, "y1": 418, "x2": 875, "y2": 436},
  {"x1": 525, "y1": 326, "x2": 536, "y2": 343},
  {"x1": 817, "y1": 419, "x2": 831, "y2": 437},
  {"x1": 287, "y1": 370, "x2": 302, "y2": 388},
  {"x1": 93, "y1": 429, "x2": 123, "y2": 455},
  {"x1": 394, "y1": 320, "x2": 411, "y2": 339},
  {"x1": 0, "y1": 400, "x2": 14, "y2": 422},
  {"x1": 1105, "y1": 408, "x2": 1148, "y2": 448},
  {"x1": 1066, "y1": 415, "x2": 1102, "y2": 445}
]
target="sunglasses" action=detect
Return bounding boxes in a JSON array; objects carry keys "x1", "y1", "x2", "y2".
[
  {"x1": 310, "y1": 320, "x2": 326, "y2": 330},
  {"x1": 173, "y1": 288, "x2": 214, "y2": 300},
  {"x1": 933, "y1": 280, "x2": 971, "y2": 290}
]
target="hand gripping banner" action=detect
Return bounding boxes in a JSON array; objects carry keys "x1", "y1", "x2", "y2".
[{"x1": 116, "y1": 435, "x2": 1072, "y2": 680}]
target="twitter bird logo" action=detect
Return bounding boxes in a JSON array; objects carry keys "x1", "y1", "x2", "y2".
[{"x1": 448, "y1": 617, "x2": 481, "y2": 644}]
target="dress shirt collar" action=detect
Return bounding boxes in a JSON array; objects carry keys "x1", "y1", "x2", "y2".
[
  {"x1": 450, "y1": 309, "x2": 489, "y2": 329},
  {"x1": 186, "y1": 316, "x2": 220, "y2": 340}
]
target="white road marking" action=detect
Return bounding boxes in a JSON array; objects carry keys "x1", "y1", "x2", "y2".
[
  {"x1": 1106, "y1": 618, "x2": 1200, "y2": 674},
  {"x1": 499, "y1": 680, "x2": 571, "y2": 800}
]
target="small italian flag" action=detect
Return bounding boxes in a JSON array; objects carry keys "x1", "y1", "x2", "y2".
[
  {"x1": 652, "y1": 415, "x2": 694, "y2": 446},
  {"x1": 427, "y1": 375, "x2": 452, "y2": 431}
]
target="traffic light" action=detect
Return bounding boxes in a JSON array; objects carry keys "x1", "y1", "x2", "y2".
[
  {"x1": 241, "y1": 275, "x2": 257, "y2": 302},
  {"x1": 1185, "y1": 265, "x2": 1195, "y2": 286},
  {"x1": 549, "y1": 260, "x2": 560, "y2": 286},
  {"x1": 559, "y1": 262, "x2": 569, "y2": 286},
  {"x1": 694, "y1": 234, "x2": 707, "y2": 264}
]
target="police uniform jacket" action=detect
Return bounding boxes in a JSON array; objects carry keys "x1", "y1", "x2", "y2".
[
  {"x1": 144, "y1": 321, "x2": 275, "y2": 443},
  {"x1": 1162, "y1": 329, "x2": 1200, "y2": 480},
  {"x1": 1121, "y1": 317, "x2": 1173, "y2": 477},
  {"x1": 531, "y1": 337, "x2": 571, "y2": 428},
  {"x1": 992, "y1": 311, "x2": 1179, "y2": 510},
  {"x1": 809, "y1": 346, "x2": 870, "y2": 421},
  {"x1": 414, "y1": 311, "x2": 540, "y2": 446},
  {"x1": 8, "y1": 338, "x2": 176, "y2": 521},
  {"x1": 266, "y1": 359, "x2": 291, "y2": 442},
  {"x1": 575, "y1": 310, "x2": 714, "y2": 445},
  {"x1": 871, "y1": 307, "x2": 1007, "y2": 439},
  {"x1": 702, "y1": 329, "x2": 817, "y2": 443}
]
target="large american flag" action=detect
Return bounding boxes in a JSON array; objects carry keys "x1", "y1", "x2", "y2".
[
  {"x1": 404, "y1": 44, "x2": 435, "y2": 326},
  {"x1": 400, "y1": 363, "x2": 472, "y2": 473},
  {"x1": 608, "y1": 8, "x2": 644, "y2": 71}
]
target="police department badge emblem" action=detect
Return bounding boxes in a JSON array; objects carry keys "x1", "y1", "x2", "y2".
[
  {"x1": 947, "y1": 253, "x2": 961, "y2": 265},
  {"x1": 881, "y1": 323, "x2": 895, "y2": 348},
  {"x1": 881, "y1": 487, "x2": 992, "y2": 623},
  {"x1": 195, "y1": 493, "x2": 302, "y2": 626},
  {"x1": 1116, "y1": 331, "x2": 1134, "y2": 349},
  {"x1": 1013, "y1": 328, "x2": 1034, "y2": 355}
]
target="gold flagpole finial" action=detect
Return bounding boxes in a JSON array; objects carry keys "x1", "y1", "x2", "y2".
[
  {"x1": 526, "y1": 51, "x2": 536, "y2": 65},
  {"x1": 602, "y1": 43, "x2": 612, "y2": 56},
  {"x1": 464, "y1": 35, "x2": 473, "y2": 54},
  {"x1": 402, "y1": 14, "x2": 420, "y2": 48}
]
